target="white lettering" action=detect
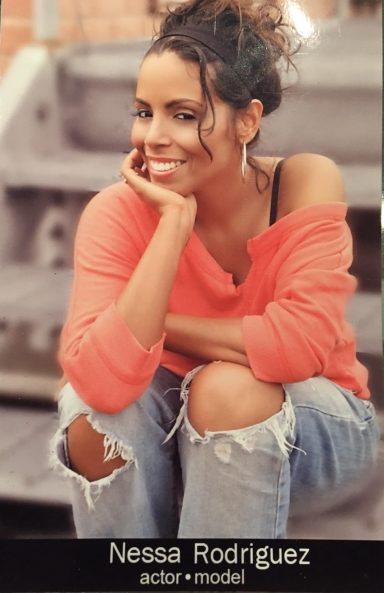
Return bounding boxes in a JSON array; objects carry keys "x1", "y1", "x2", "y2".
[
  {"x1": 210, "y1": 547, "x2": 224, "y2": 564},
  {"x1": 194, "y1": 543, "x2": 210, "y2": 564},
  {"x1": 224, "y1": 545, "x2": 238, "y2": 564},
  {"x1": 270, "y1": 547, "x2": 283, "y2": 565},
  {"x1": 195, "y1": 570, "x2": 245, "y2": 585},
  {"x1": 110, "y1": 542, "x2": 125, "y2": 564},
  {"x1": 126, "y1": 546, "x2": 141, "y2": 563},
  {"x1": 139, "y1": 571, "x2": 182, "y2": 585},
  {"x1": 168, "y1": 548, "x2": 181, "y2": 564},
  {"x1": 299, "y1": 548, "x2": 311, "y2": 565},
  {"x1": 256, "y1": 546, "x2": 270, "y2": 570},
  {"x1": 109, "y1": 543, "x2": 181, "y2": 565},
  {"x1": 284, "y1": 548, "x2": 298, "y2": 564}
]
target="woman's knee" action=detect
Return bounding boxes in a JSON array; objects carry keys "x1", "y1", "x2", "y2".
[
  {"x1": 66, "y1": 414, "x2": 126, "y2": 481},
  {"x1": 187, "y1": 362, "x2": 284, "y2": 435}
]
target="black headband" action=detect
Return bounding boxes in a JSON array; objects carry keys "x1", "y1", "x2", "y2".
[
  {"x1": 158, "y1": 25, "x2": 235, "y2": 64},
  {"x1": 155, "y1": 25, "x2": 252, "y2": 94}
]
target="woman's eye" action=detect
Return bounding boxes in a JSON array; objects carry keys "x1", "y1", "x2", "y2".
[
  {"x1": 175, "y1": 112, "x2": 196, "y2": 121},
  {"x1": 132, "y1": 109, "x2": 152, "y2": 119}
]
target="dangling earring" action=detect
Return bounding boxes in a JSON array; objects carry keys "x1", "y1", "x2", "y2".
[{"x1": 241, "y1": 142, "x2": 247, "y2": 180}]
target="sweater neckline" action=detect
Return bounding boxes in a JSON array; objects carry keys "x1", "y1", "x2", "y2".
[{"x1": 188, "y1": 201, "x2": 347, "y2": 291}]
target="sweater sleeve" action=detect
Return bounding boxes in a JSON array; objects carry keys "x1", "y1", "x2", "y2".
[
  {"x1": 59, "y1": 185, "x2": 164, "y2": 413},
  {"x1": 242, "y1": 216, "x2": 357, "y2": 383}
]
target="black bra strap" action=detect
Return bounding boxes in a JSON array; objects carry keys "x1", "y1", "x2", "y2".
[{"x1": 269, "y1": 159, "x2": 285, "y2": 226}]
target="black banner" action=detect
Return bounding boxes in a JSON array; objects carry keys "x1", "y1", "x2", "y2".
[{"x1": 0, "y1": 539, "x2": 382, "y2": 592}]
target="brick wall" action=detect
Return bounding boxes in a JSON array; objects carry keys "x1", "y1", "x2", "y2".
[
  {"x1": 0, "y1": 0, "x2": 162, "y2": 75},
  {"x1": 0, "y1": 0, "x2": 34, "y2": 74}
]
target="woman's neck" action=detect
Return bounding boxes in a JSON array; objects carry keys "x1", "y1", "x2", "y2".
[
  {"x1": 194, "y1": 165, "x2": 268, "y2": 234},
  {"x1": 195, "y1": 170, "x2": 255, "y2": 228}
]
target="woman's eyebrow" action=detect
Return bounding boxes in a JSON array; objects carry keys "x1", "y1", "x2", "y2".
[{"x1": 135, "y1": 97, "x2": 203, "y2": 108}]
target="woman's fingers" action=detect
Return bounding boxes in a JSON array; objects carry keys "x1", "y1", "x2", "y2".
[
  {"x1": 123, "y1": 169, "x2": 159, "y2": 202},
  {"x1": 120, "y1": 148, "x2": 143, "y2": 173},
  {"x1": 120, "y1": 150, "x2": 152, "y2": 196},
  {"x1": 120, "y1": 149, "x2": 166, "y2": 200},
  {"x1": 120, "y1": 150, "x2": 144, "y2": 182}
]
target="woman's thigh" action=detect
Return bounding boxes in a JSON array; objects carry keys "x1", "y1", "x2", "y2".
[{"x1": 287, "y1": 376, "x2": 380, "y2": 515}]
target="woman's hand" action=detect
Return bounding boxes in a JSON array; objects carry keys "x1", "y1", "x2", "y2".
[{"x1": 120, "y1": 148, "x2": 197, "y2": 237}]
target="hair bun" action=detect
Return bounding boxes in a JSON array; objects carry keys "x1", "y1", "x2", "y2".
[{"x1": 166, "y1": 0, "x2": 297, "y2": 65}]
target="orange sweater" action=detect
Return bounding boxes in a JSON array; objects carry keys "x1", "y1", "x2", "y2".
[{"x1": 59, "y1": 182, "x2": 369, "y2": 413}]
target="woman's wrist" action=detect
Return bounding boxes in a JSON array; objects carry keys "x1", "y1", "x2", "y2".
[{"x1": 159, "y1": 202, "x2": 195, "y2": 245}]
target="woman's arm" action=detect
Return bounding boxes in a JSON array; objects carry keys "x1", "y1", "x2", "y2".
[
  {"x1": 116, "y1": 149, "x2": 197, "y2": 350},
  {"x1": 115, "y1": 207, "x2": 192, "y2": 350},
  {"x1": 165, "y1": 213, "x2": 355, "y2": 383},
  {"x1": 60, "y1": 150, "x2": 196, "y2": 413},
  {"x1": 165, "y1": 314, "x2": 249, "y2": 365}
]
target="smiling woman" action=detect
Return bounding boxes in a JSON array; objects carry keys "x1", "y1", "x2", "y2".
[{"x1": 51, "y1": 0, "x2": 380, "y2": 539}]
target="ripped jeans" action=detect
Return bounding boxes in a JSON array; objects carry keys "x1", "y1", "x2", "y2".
[{"x1": 51, "y1": 365, "x2": 380, "y2": 538}]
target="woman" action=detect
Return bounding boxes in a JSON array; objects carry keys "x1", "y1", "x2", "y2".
[{"x1": 52, "y1": 0, "x2": 379, "y2": 538}]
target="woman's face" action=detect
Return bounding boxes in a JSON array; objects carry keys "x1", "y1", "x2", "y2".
[{"x1": 131, "y1": 50, "x2": 240, "y2": 196}]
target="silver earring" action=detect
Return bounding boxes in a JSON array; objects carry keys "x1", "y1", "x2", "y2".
[{"x1": 241, "y1": 142, "x2": 247, "y2": 180}]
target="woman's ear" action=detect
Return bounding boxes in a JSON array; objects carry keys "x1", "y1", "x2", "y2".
[{"x1": 236, "y1": 99, "x2": 263, "y2": 143}]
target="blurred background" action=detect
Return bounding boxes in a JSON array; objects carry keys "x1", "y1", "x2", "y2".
[{"x1": 0, "y1": 0, "x2": 382, "y2": 538}]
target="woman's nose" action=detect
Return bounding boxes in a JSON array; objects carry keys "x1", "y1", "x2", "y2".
[{"x1": 144, "y1": 117, "x2": 172, "y2": 147}]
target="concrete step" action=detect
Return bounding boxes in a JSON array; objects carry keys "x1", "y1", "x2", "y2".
[
  {"x1": 0, "y1": 404, "x2": 69, "y2": 505},
  {"x1": 0, "y1": 264, "x2": 72, "y2": 324},
  {"x1": 0, "y1": 371, "x2": 59, "y2": 401},
  {"x1": 0, "y1": 265, "x2": 71, "y2": 399},
  {"x1": 346, "y1": 292, "x2": 382, "y2": 356},
  {"x1": 342, "y1": 164, "x2": 381, "y2": 210},
  {"x1": 2, "y1": 149, "x2": 123, "y2": 193}
]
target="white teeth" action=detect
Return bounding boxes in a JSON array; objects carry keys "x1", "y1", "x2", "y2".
[{"x1": 149, "y1": 160, "x2": 184, "y2": 172}]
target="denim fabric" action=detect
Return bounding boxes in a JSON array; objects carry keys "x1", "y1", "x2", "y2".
[{"x1": 51, "y1": 366, "x2": 380, "y2": 538}]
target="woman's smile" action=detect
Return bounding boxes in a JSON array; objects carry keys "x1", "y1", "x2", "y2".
[{"x1": 146, "y1": 156, "x2": 186, "y2": 178}]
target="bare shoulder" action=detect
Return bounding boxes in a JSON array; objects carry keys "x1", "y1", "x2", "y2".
[{"x1": 278, "y1": 153, "x2": 345, "y2": 216}]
